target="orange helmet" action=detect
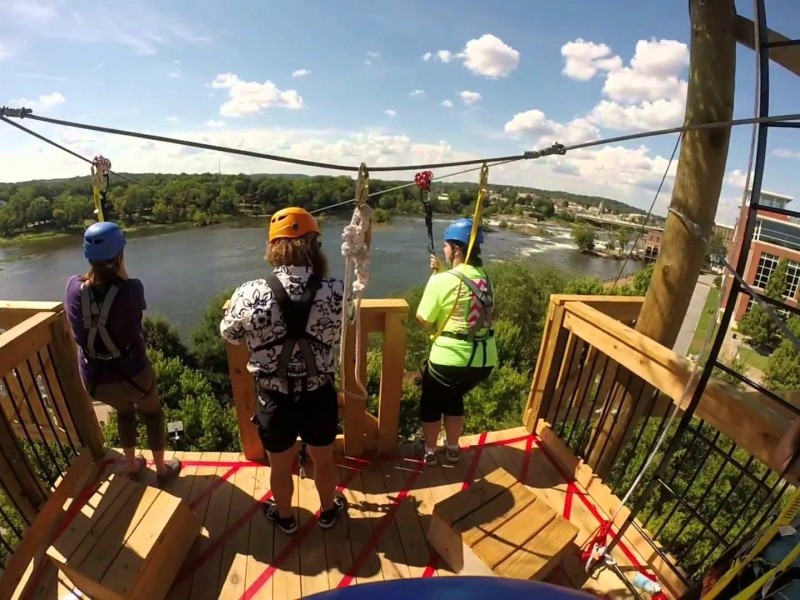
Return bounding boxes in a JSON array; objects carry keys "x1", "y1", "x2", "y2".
[{"x1": 268, "y1": 207, "x2": 320, "y2": 242}]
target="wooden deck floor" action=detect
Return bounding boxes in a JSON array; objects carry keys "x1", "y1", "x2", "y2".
[{"x1": 55, "y1": 427, "x2": 664, "y2": 599}]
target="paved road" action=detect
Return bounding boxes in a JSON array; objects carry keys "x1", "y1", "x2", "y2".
[{"x1": 673, "y1": 274, "x2": 717, "y2": 357}]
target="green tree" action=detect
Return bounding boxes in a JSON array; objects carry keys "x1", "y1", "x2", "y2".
[
  {"x1": 190, "y1": 288, "x2": 237, "y2": 398},
  {"x1": 571, "y1": 225, "x2": 596, "y2": 253},
  {"x1": 765, "y1": 316, "x2": 800, "y2": 391},
  {"x1": 142, "y1": 315, "x2": 191, "y2": 363},
  {"x1": 706, "y1": 233, "x2": 728, "y2": 262},
  {"x1": 738, "y1": 257, "x2": 789, "y2": 348}
]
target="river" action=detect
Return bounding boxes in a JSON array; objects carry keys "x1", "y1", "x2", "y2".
[{"x1": 0, "y1": 217, "x2": 641, "y2": 337}]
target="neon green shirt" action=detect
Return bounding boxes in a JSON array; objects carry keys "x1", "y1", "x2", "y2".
[{"x1": 416, "y1": 264, "x2": 497, "y2": 368}]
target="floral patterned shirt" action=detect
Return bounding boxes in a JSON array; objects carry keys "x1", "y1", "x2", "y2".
[{"x1": 219, "y1": 266, "x2": 347, "y2": 396}]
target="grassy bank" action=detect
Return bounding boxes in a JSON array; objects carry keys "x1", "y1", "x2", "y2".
[{"x1": 688, "y1": 286, "x2": 721, "y2": 356}]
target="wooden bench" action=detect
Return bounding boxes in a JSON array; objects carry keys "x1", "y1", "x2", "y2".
[
  {"x1": 21, "y1": 473, "x2": 201, "y2": 600},
  {"x1": 427, "y1": 467, "x2": 579, "y2": 581}
]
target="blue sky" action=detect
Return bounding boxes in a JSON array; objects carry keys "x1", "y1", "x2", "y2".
[{"x1": 2, "y1": 0, "x2": 799, "y2": 225}]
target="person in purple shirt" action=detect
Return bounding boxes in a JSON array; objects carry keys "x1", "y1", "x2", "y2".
[{"x1": 64, "y1": 221, "x2": 181, "y2": 488}]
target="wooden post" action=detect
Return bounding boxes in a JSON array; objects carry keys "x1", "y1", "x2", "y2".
[
  {"x1": 224, "y1": 341, "x2": 265, "y2": 462},
  {"x1": 342, "y1": 318, "x2": 365, "y2": 456},
  {"x1": 594, "y1": 0, "x2": 737, "y2": 476},
  {"x1": 48, "y1": 316, "x2": 106, "y2": 461},
  {"x1": 524, "y1": 303, "x2": 569, "y2": 432},
  {"x1": 377, "y1": 312, "x2": 406, "y2": 455}
]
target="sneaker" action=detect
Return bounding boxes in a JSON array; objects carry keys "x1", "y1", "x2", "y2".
[
  {"x1": 263, "y1": 499, "x2": 299, "y2": 534},
  {"x1": 445, "y1": 445, "x2": 460, "y2": 463},
  {"x1": 156, "y1": 458, "x2": 182, "y2": 488},
  {"x1": 415, "y1": 439, "x2": 438, "y2": 466},
  {"x1": 319, "y1": 495, "x2": 348, "y2": 529}
]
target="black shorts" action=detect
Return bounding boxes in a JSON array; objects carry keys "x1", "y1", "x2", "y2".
[
  {"x1": 419, "y1": 362, "x2": 493, "y2": 423},
  {"x1": 253, "y1": 382, "x2": 339, "y2": 454}
]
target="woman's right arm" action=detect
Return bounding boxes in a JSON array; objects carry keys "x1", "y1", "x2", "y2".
[{"x1": 415, "y1": 276, "x2": 441, "y2": 330}]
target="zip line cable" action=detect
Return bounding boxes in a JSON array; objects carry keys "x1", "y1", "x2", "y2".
[
  {"x1": 608, "y1": 132, "x2": 682, "y2": 292},
  {"x1": 0, "y1": 114, "x2": 178, "y2": 206},
  {"x1": 0, "y1": 111, "x2": 522, "y2": 218},
  {"x1": 1, "y1": 106, "x2": 799, "y2": 173}
]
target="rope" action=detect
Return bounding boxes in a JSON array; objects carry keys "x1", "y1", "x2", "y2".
[
  {"x1": 339, "y1": 164, "x2": 372, "y2": 409},
  {"x1": 608, "y1": 132, "x2": 682, "y2": 292},
  {"x1": 2, "y1": 106, "x2": 798, "y2": 173}
]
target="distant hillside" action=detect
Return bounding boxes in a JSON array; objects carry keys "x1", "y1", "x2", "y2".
[{"x1": 0, "y1": 171, "x2": 646, "y2": 216}]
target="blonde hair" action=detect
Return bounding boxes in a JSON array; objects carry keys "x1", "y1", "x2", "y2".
[{"x1": 266, "y1": 232, "x2": 328, "y2": 277}]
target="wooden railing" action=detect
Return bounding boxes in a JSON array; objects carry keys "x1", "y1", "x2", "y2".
[
  {"x1": 225, "y1": 299, "x2": 408, "y2": 460},
  {"x1": 523, "y1": 294, "x2": 797, "y2": 583},
  {"x1": 0, "y1": 302, "x2": 105, "y2": 573}
]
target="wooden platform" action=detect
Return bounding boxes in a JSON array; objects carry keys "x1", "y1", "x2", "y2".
[{"x1": 17, "y1": 427, "x2": 676, "y2": 599}]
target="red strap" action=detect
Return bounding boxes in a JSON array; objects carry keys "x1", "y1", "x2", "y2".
[{"x1": 414, "y1": 170, "x2": 433, "y2": 192}]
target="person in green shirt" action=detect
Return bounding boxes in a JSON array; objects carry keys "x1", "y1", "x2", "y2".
[{"x1": 415, "y1": 217, "x2": 497, "y2": 466}]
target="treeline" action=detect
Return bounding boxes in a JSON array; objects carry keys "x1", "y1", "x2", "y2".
[{"x1": 0, "y1": 171, "x2": 643, "y2": 238}]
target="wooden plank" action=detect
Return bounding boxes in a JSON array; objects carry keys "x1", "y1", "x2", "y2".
[
  {"x1": 1, "y1": 452, "x2": 99, "y2": 600},
  {"x1": 217, "y1": 456, "x2": 258, "y2": 599},
  {"x1": 378, "y1": 459, "x2": 429, "y2": 578},
  {"x1": 0, "y1": 303, "x2": 63, "y2": 331},
  {"x1": 493, "y1": 517, "x2": 578, "y2": 581},
  {"x1": 471, "y1": 498, "x2": 557, "y2": 569},
  {"x1": 122, "y1": 495, "x2": 201, "y2": 600},
  {"x1": 431, "y1": 468, "x2": 519, "y2": 527},
  {"x1": 338, "y1": 470, "x2": 383, "y2": 586},
  {"x1": 524, "y1": 305, "x2": 569, "y2": 433},
  {"x1": 342, "y1": 318, "x2": 364, "y2": 457},
  {"x1": 242, "y1": 463, "x2": 273, "y2": 597},
  {"x1": 187, "y1": 461, "x2": 238, "y2": 600},
  {"x1": 271, "y1": 473, "x2": 302, "y2": 600},
  {"x1": 0, "y1": 398, "x2": 48, "y2": 514},
  {"x1": 0, "y1": 313, "x2": 59, "y2": 383},
  {"x1": 324, "y1": 466, "x2": 357, "y2": 589},
  {"x1": 47, "y1": 317, "x2": 104, "y2": 460},
  {"x1": 298, "y1": 474, "x2": 330, "y2": 598},
  {"x1": 735, "y1": 14, "x2": 800, "y2": 78},
  {"x1": 377, "y1": 312, "x2": 406, "y2": 455},
  {"x1": 81, "y1": 486, "x2": 162, "y2": 588},
  {"x1": 562, "y1": 301, "x2": 789, "y2": 475}
]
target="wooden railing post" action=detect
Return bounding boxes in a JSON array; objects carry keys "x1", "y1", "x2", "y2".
[
  {"x1": 47, "y1": 315, "x2": 105, "y2": 461},
  {"x1": 524, "y1": 301, "x2": 569, "y2": 432},
  {"x1": 377, "y1": 311, "x2": 406, "y2": 455},
  {"x1": 342, "y1": 318, "x2": 365, "y2": 456},
  {"x1": 224, "y1": 341, "x2": 265, "y2": 462}
]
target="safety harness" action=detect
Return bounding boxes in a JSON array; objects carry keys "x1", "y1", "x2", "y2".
[
  {"x1": 437, "y1": 269, "x2": 495, "y2": 368},
  {"x1": 79, "y1": 282, "x2": 150, "y2": 396},
  {"x1": 252, "y1": 272, "x2": 330, "y2": 393}
]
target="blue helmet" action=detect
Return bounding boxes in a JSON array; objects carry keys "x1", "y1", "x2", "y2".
[
  {"x1": 443, "y1": 217, "x2": 483, "y2": 246},
  {"x1": 83, "y1": 221, "x2": 126, "y2": 262}
]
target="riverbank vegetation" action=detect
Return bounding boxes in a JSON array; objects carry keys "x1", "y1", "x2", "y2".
[{"x1": 0, "y1": 172, "x2": 643, "y2": 241}]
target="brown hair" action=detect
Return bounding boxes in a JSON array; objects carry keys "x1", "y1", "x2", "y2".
[
  {"x1": 450, "y1": 241, "x2": 484, "y2": 267},
  {"x1": 78, "y1": 256, "x2": 124, "y2": 288},
  {"x1": 266, "y1": 232, "x2": 329, "y2": 277}
]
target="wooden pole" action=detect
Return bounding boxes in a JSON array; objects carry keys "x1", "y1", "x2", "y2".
[{"x1": 593, "y1": 0, "x2": 737, "y2": 477}]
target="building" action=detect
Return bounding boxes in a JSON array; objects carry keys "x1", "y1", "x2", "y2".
[
  {"x1": 633, "y1": 229, "x2": 664, "y2": 261},
  {"x1": 722, "y1": 189, "x2": 800, "y2": 322},
  {"x1": 713, "y1": 223, "x2": 735, "y2": 246}
]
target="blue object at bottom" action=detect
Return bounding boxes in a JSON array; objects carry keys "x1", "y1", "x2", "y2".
[{"x1": 306, "y1": 577, "x2": 598, "y2": 599}]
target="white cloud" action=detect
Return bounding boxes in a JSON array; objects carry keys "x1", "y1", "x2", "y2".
[
  {"x1": 8, "y1": 91, "x2": 65, "y2": 110},
  {"x1": 459, "y1": 91, "x2": 482, "y2": 105},
  {"x1": 441, "y1": 99, "x2": 454, "y2": 108},
  {"x1": 726, "y1": 169, "x2": 748, "y2": 188},
  {"x1": 385, "y1": 109, "x2": 397, "y2": 117},
  {"x1": 410, "y1": 89, "x2": 426, "y2": 98},
  {"x1": 366, "y1": 51, "x2": 381, "y2": 59},
  {"x1": 0, "y1": 40, "x2": 17, "y2": 60},
  {"x1": 773, "y1": 148, "x2": 800, "y2": 159},
  {"x1": 423, "y1": 34, "x2": 519, "y2": 78},
  {"x1": 504, "y1": 109, "x2": 600, "y2": 147},
  {"x1": 292, "y1": 68, "x2": 311, "y2": 78},
  {"x1": 210, "y1": 73, "x2": 303, "y2": 116},
  {"x1": 555, "y1": 37, "x2": 689, "y2": 133},
  {"x1": 561, "y1": 38, "x2": 622, "y2": 81},
  {"x1": 168, "y1": 70, "x2": 181, "y2": 78},
  {"x1": 166, "y1": 116, "x2": 180, "y2": 123},
  {"x1": 204, "y1": 119, "x2": 226, "y2": 128}
]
